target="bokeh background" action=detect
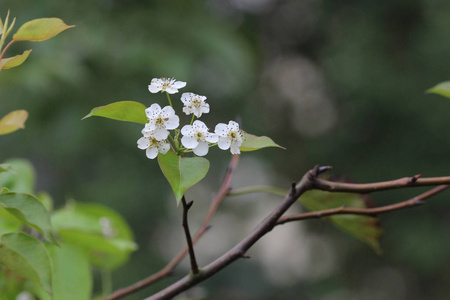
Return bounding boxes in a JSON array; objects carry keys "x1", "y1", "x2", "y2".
[{"x1": 1, "y1": 0, "x2": 450, "y2": 299}]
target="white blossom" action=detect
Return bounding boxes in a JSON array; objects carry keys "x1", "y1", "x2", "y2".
[
  {"x1": 181, "y1": 92, "x2": 210, "y2": 118},
  {"x1": 148, "y1": 77, "x2": 186, "y2": 94},
  {"x1": 137, "y1": 134, "x2": 171, "y2": 159},
  {"x1": 144, "y1": 103, "x2": 179, "y2": 141},
  {"x1": 215, "y1": 120, "x2": 243, "y2": 155},
  {"x1": 181, "y1": 120, "x2": 218, "y2": 156}
]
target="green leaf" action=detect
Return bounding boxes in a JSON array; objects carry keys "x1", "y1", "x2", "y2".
[
  {"x1": 46, "y1": 243, "x2": 92, "y2": 300},
  {"x1": 0, "y1": 159, "x2": 35, "y2": 194},
  {"x1": 0, "y1": 110, "x2": 28, "y2": 135},
  {"x1": 300, "y1": 190, "x2": 381, "y2": 254},
  {"x1": 0, "y1": 50, "x2": 32, "y2": 70},
  {"x1": 51, "y1": 202, "x2": 137, "y2": 270},
  {"x1": 0, "y1": 233, "x2": 52, "y2": 293},
  {"x1": 426, "y1": 81, "x2": 450, "y2": 98},
  {"x1": 0, "y1": 192, "x2": 56, "y2": 244},
  {"x1": 82, "y1": 101, "x2": 148, "y2": 124},
  {"x1": 12, "y1": 18, "x2": 74, "y2": 42},
  {"x1": 240, "y1": 132, "x2": 285, "y2": 151},
  {"x1": 158, "y1": 150, "x2": 210, "y2": 205}
]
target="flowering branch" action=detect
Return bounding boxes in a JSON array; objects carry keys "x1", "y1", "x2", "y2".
[{"x1": 181, "y1": 196, "x2": 199, "y2": 275}]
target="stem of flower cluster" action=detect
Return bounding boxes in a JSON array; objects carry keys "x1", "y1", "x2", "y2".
[
  {"x1": 165, "y1": 92, "x2": 173, "y2": 108},
  {"x1": 190, "y1": 114, "x2": 195, "y2": 125}
]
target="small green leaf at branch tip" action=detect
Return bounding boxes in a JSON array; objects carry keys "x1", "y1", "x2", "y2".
[
  {"x1": 240, "y1": 132, "x2": 285, "y2": 152},
  {"x1": 13, "y1": 18, "x2": 75, "y2": 42},
  {"x1": 0, "y1": 232, "x2": 53, "y2": 293},
  {"x1": 0, "y1": 49, "x2": 32, "y2": 70},
  {"x1": 0, "y1": 110, "x2": 28, "y2": 135},
  {"x1": 426, "y1": 81, "x2": 450, "y2": 98},
  {"x1": 158, "y1": 151, "x2": 210, "y2": 205},
  {"x1": 83, "y1": 101, "x2": 147, "y2": 124}
]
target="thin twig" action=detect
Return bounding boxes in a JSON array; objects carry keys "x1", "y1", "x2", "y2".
[
  {"x1": 104, "y1": 155, "x2": 240, "y2": 300},
  {"x1": 181, "y1": 196, "x2": 199, "y2": 274},
  {"x1": 277, "y1": 185, "x2": 449, "y2": 225},
  {"x1": 313, "y1": 175, "x2": 450, "y2": 193}
]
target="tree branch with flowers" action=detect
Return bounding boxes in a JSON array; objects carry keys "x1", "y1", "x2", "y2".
[{"x1": 82, "y1": 76, "x2": 450, "y2": 300}]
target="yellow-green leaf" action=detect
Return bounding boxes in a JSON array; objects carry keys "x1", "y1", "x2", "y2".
[
  {"x1": 426, "y1": 81, "x2": 450, "y2": 98},
  {"x1": 13, "y1": 18, "x2": 74, "y2": 42},
  {"x1": 83, "y1": 101, "x2": 147, "y2": 124},
  {"x1": 0, "y1": 50, "x2": 32, "y2": 70},
  {"x1": 240, "y1": 132, "x2": 285, "y2": 151},
  {"x1": 0, "y1": 110, "x2": 28, "y2": 135}
]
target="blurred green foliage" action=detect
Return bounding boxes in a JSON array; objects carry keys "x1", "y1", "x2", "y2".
[{"x1": 1, "y1": 0, "x2": 450, "y2": 299}]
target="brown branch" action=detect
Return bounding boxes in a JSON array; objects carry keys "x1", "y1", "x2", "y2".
[
  {"x1": 181, "y1": 196, "x2": 199, "y2": 274},
  {"x1": 313, "y1": 175, "x2": 450, "y2": 193},
  {"x1": 277, "y1": 185, "x2": 449, "y2": 225},
  {"x1": 144, "y1": 167, "x2": 315, "y2": 300},
  {"x1": 144, "y1": 168, "x2": 450, "y2": 300},
  {"x1": 104, "y1": 154, "x2": 239, "y2": 300}
]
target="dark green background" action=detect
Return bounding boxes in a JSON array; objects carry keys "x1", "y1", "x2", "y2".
[{"x1": 1, "y1": 0, "x2": 450, "y2": 299}]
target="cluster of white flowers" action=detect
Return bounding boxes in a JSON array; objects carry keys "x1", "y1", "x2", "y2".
[{"x1": 138, "y1": 77, "x2": 244, "y2": 159}]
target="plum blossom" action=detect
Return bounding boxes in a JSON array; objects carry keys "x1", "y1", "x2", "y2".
[
  {"x1": 148, "y1": 77, "x2": 186, "y2": 94},
  {"x1": 215, "y1": 120, "x2": 244, "y2": 155},
  {"x1": 181, "y1": 120, "x2": 218, "y2": 156},
  {"x1": 144, "y1": 103, "x2": 179, "y2": 140},
  {"x1": 137, "y1": 134, "x2": 170, "y2": 159},
  {"x1": 181, "y1": 93, "x2": 210, "y2": 118}
]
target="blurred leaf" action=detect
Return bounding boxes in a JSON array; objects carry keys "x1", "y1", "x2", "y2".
[
  {"x1": 0, "y1": 206, "x2": 21, "y2": 236},
  {"x1": 0, "y1": 192, "x2": 56, "y2": 244},
  {"x1": 158, "y1": 150, "x2": 210, "y2": 205},
  {"x1": 0, "y1": 50, "x2": 32, "y2": 70},
  {"x1": 82, "y1": 101, "x2": 147, "y2": 124},
  {"x1": 426, "y1": 81, "x2": 450, "y2": 98},
  {"x1": 51, "y1": 202, "x2": 137, "y2": 270},
  {"x1": 45, "y1": 243, "x2": 92, "y2": 300},
  {"x1": 0, "y1": 163, "x2": 12, "y2": 173},
  {"x1": 13, "y1": 18, "x2": 74, "y2": 42},
  {"x1": 300, "y1": 190, "x2": 381, "y2": 254},
  {"x1": 0, "y1": 159, "x2": 35, "y2": 193},
  {"x1": 0, "y1": 233, "x2": 52, "y2": 294},
  {"x1": 240, "y1": 132, "x2": 285, "y2": 151},
  {"x1": 36, "y1": 191, "x2": 53, "y2": 212},
  {"x1": 0, "y1": 110, "x2": 28, "y2": 135}
]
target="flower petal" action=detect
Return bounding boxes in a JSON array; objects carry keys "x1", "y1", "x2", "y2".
[
  {"x1": 161, "y1": 105, "x2": 175, "y2": 117},
  {"x1": 228, "y1": 120, "x2": 240, "y2": 131},
  {"x1": 181, "y1": 136, "x2": 199, "y2": 149},
  {"x1": 148, "y1": 84, "x2": 161, "y2": 93},
  {"x1": 181, "y1": 124, "x2": 193, "y2": 136},
  {"x1": 158, "y1": 142, "x2": 170, "y2": 154},
  {"x1": 146, "y1": 146, "x2": 159, "y2": 159},
  {"x1": 230, "y1": 143, "x2": 241, "y2": 155},
  {"x1": 193, "y1": 142, "x2": 209, "y2": 156},
  {"x1": 173, "y1": 81, "x2": 187, "y2": 89},
  {"x1": 205, "y1": 133, "x2": 219, "y2": 143},
  {"x1": 165, "y1": 114, "x2": 179, "y2": 130},
  {"x1": 215, "y1": 123, "x2": 229, "y2": 137},
  {"x1": 153, "y1": 128, "x2": 169, "y2": 140},
  {"x1": 137, "y1": 137, "x2": 150, "y2": 149},
  {"x1": 218, "y1": 138, "x2": 231, "y2": 150}
]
